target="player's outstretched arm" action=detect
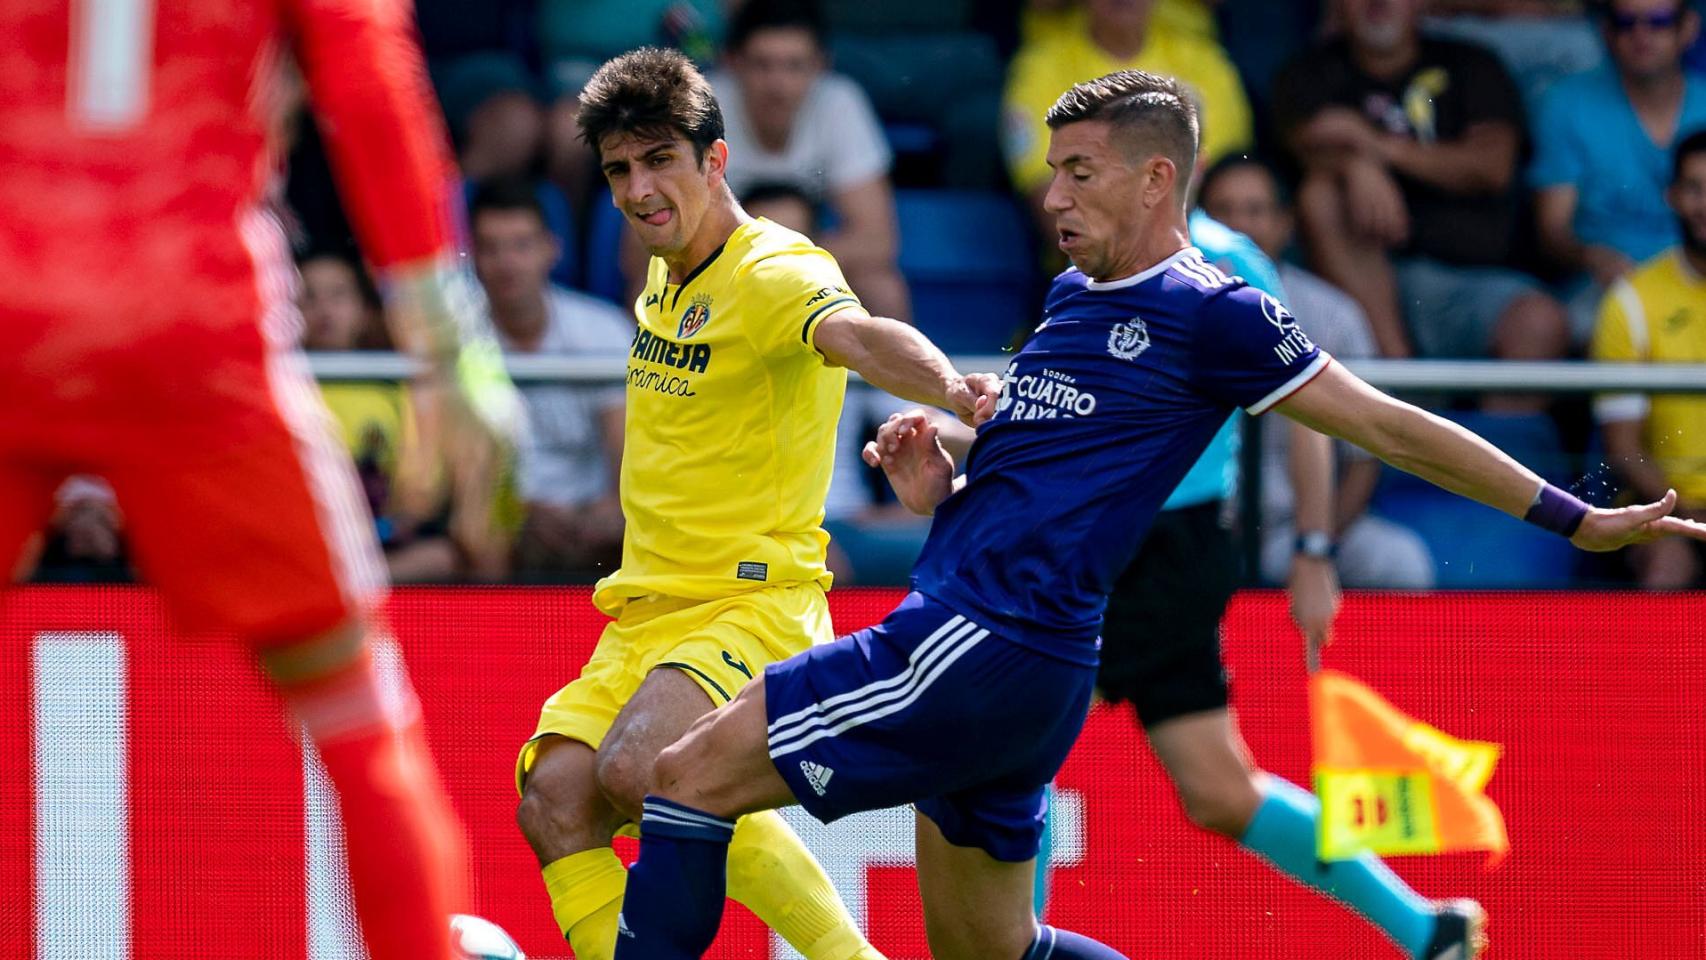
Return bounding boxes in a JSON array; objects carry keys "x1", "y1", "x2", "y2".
[
  {"x1": 813, "y1": 307, "x2": 1001, "y2": 426},
  {"x1": 289, "y1": 0, "x2": 525, "y2": 557},
  {"x1": 1274, "y1": 362, "x2": 1706, "y2": 552},
  {"x1": 862, "y1": 412, "x2": 960, "y2": 516}
]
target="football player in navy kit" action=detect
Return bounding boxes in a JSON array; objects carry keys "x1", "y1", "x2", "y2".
[{"x1": 608, "y1": 70, "x2": 1704, "y2": 960}]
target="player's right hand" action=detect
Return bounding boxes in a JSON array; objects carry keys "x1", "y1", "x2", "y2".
[
  {"x1": 1571, "y1": 489, "x2": 1706, "y2": 552},
  {"x1": 945, "y1": 372, "x2": 1003, "y2": 428},
  {"x1": 863, "y1": 411, "x2": 957, "y2": 516}
]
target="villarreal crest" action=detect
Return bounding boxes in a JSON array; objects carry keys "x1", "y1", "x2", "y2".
[{"x1": 679, "y1": 293, "x2": 713, "y2": 339}]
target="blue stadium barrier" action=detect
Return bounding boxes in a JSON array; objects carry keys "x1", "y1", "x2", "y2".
[
  {"x1": 1370, "y1": 411, "x2": 1579, "y2": 587},
  {"x1": 895, "y1": 189, "x2": 1036, "y2": 354}
]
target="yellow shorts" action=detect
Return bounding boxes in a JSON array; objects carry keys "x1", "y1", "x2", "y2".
[{"x1": 515, "y1": 581, "x2": 831, "y2": 794}]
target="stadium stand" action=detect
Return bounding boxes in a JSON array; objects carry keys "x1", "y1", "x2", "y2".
[{"x1": 895, "y1": 190, "x2": 1037, "y2": 354}]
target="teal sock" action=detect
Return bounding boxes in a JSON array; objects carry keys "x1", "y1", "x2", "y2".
[
  {"x1": 1239, "y1": 777, "x2": 1436, "y2": 958},
  {"x1": 1033, "y1": 782, "x2": 1055, "y2": 918}
]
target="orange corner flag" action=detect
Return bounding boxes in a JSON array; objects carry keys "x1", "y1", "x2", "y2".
[{"x1": 1310, "y1": 669, "x2": 1509, "y2": 867}]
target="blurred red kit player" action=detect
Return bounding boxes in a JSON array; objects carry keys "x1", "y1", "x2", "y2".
[{"x1": 0, "y1": 2, "x2": 523, "y2": 958}]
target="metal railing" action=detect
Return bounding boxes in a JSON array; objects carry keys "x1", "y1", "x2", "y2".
[
  {"x1": 309, "y1": 351, "x2": 1703, "y2": 586},
  {"x1": 306, "y1": 352, "x2": 1706, "y2": 394}
]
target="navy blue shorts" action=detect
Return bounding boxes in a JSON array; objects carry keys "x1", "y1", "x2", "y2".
[{"x1": 764, "y1": 592, "x2": 1095, "y2": 862}]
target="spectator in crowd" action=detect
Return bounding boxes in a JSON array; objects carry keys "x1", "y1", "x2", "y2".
[
  {"x1": 1591, "y1": 130, "x2": 1706, "y2": 588},
  {"x1": 742, "y1": 182, "x2": 931, "y2": 583},
  {"x1": 297, "y1": 251, "x2": 487, "y2": 582},
  {"x1": 710, "y1": 0, "x2": 913, "y2": 321},
  {"x1": 1197, "y1": 156, "x2": 1435, "y2": 588},
  {"x1": 1531, "y1": 0, "x2": 1706, "y2": 336},
  {"x1": 1422, "y1": 0, "x2": 1605, "y2": 109},
  {"x1": 470, "y1": 178, "x2": 632, "y2": 578},
  {"x1": 31, "y1": 477, "x2": 129, "y2": 582},
  {"x1": 1275, "y1": 0, "x2": 1569, "y2": 394},
  {"x1": 435, "y1": 53, "x2": 547, "y2": 182},
  {"x1": 1005, "y1": 0, "x2": 1254, "y2": 244}
]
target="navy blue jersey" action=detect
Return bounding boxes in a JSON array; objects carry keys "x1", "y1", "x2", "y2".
[{"x1": 911, "y1": 247, "x2": 1329, "y2": 665}]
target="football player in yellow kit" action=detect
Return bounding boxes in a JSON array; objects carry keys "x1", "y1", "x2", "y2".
[{"x1": 514, "y1": 48, "x2": 998, "y2": 960}]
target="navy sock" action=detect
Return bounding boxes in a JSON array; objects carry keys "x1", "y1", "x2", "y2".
[
  {"x1": 613, "y1": 797, "x2": 736, "y2": 960},
  {"x1": 1022, "y1": 924, "x2": 1128, "y2": 959}
]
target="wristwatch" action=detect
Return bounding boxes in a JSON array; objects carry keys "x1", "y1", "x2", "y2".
[{"x1": 1294, "y1": 531, "x2": 1338, "y2": 560}]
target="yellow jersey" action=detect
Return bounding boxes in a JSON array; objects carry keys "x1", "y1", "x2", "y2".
[
  {"x1": 1003, "y1": 6, "x2": 1254, "y2": 193},
  {"x1": 1590, "y1": 250, "x2": 1706, "y2": 501},
  {"x1": 592, "y1": 217, "x2": 858, "y2": 615},
  {"x1": 320, "y1": 381, "x2": 414, "y2": 493}
]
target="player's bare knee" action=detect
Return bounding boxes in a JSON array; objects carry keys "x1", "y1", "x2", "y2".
[
  {"x1": 517, "y1": 745, "x2": 621, "y2": 859},
  {"x1": 592, "y1": 740, "x2": 653, "y2": 821},
  {"x1": 516, "y1": 785, "x2": 604, "y2": 861},
  {"x1": 1177, "y1": 784, "x2": 1254, "y2": 838},
  {"x1": 649, "y1": 736, "x2": 702, "y2": 801}
]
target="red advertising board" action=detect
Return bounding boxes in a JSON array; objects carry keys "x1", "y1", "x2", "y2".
[{"x1": 0, "y1": 587, "x2": 1702, "y2": 959}]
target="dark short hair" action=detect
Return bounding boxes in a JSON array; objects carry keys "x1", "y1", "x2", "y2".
[
  {"x1": 469, "y1": 176, "x2": 548, "y2": 231},
  {"x1": 1675, "y1": 129, "x2": 1706, "y2": 183},
  {"x1": 741, "y1": 180, "x2": 815, "y2": 209},
  {"x1": 1198, "y1": 154, "x2": 1288, "y2": 207},
  {"x1": 1594, "y1": 0, "x2": 1688, "y2": 23},
  {"x1": 295, "y1": 247, "x2": 381, "y2": 311},
  {"x1": 741, "y1": 180, "x2": 818, "y2": 230},
  {"x1": 727, "y1": 0, "x2": 828, "y2": 54},
  {"x1": 576, "y1": 47, "x2": 724, "y2": 163},
  {"x1": 1045, "y1": 70, "x2": 1201, "y2": 193}
]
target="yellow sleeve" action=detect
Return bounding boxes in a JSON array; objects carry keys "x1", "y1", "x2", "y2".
[
  {"x1": 742, "y1": 248, "x2": 863, "y2": 358},
  {"x1": 1589, "y1": 283, "x2": 1638, "y2": 362},
  {"x1": 1003, "y1": 39, "x2": 1068, "y2": 194},
  {"x1": 1589, "y1": 280, "x2": 1649, "y2": 423}
]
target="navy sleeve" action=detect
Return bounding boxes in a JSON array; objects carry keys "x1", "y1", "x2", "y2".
[{"x1": 1189, "y1": 283, "x2": 1331, "y2": 414}]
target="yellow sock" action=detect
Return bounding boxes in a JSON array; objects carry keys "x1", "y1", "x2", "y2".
[
  {"x1": 542, "y1": 848, "x2": 627, "y2": 960},
  {"x1": 726, "y1": 810, "x2": 886, "y2": 960}
]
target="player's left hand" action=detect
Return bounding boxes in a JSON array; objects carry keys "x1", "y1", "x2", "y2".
[
  {"x1": 1571, "y1": 489, "x2": 1706, "y2": 552},
  {"x1": 1287, "y1": 555, "x2": 1340, "y2": 673},
  {"x1": 945, "y1": 373, "x2": 1003, "y2": 427},
  {"x1": 863, "y1": 411, "x2": 956, "y2": 515}
]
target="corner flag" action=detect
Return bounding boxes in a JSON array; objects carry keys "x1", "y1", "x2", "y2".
[{"x1": 1310, "y1": 670, "x2": 1509, "y2": 866}]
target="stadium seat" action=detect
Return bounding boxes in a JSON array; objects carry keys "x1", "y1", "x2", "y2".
[
  {"x1": 895, "y1": 190, "x2": 1037, "y2": 354},
  {"x1": 830, "y1": 33, "x2": 1004, "y2": 188},
  {"x1": 464, "y1": 178, "x2": 580, "y2": 288},
  {"x1": 1370, "y1": 412, "x2": 1580, "y2": 588}
]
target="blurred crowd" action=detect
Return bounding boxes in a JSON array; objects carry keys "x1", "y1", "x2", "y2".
[{"x1": 29, "y1": 0, "x2": 1706, "y2": 591}]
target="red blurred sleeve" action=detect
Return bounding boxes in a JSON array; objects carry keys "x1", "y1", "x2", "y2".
[{"x1": 286, "y1": 0, "x2": 460, "y2": 270}]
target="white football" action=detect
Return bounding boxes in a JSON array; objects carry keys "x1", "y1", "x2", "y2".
[{"x1": 450, "y1": 914, "x2": 526, "y2": 960}]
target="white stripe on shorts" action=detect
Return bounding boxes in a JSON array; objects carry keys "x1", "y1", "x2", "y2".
[
  {"x1": 767, "y1": 614, "x2": 968, "y2": 734},
  {"x1": 769, "y1": 625, "x2": 989, "y2": 761},
  {"x1": 767, "y1": 613, "x2": 977, "y2": 749}
]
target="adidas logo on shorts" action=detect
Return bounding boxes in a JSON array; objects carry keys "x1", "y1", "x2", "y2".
[{"x1": 799, "y1": 760, "x2": 835, "y2": 796}]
